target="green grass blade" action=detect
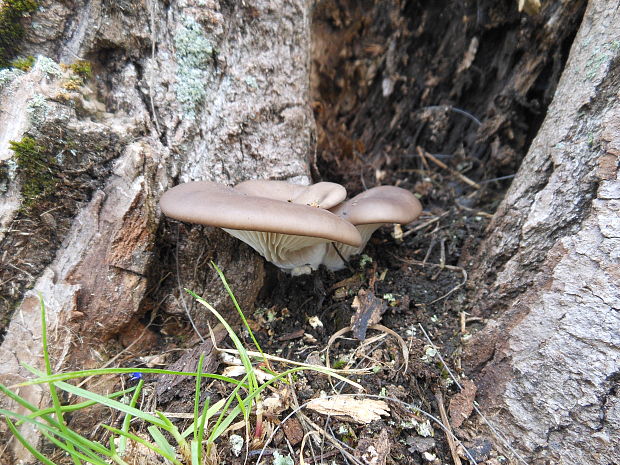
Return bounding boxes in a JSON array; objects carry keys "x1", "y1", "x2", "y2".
[
  {"x1": 39, "y1": 296, "x2": 82, "y2": 465},
  {"x1": 186, "y1": 289, "x2": 259, "y2": 394},
  {"x1": 196, "y1": 396, "x2": 210, "y2": 449},
  {"x1": 40, "y1": 430, "x2": 109, "y2": 465},
  {"x1": 191, "y1": 439, "x2": 200, "y2": 465},
  {"x1": 29, "y1": 387, "x2": 137, "y2": 421},
  {"x1": 1, "y1": 409, "x2": 111, "y2": 458},
  {"x1": 4, "y1": 416, "x2": 58, "y2": 465},
  {"x1": 16, "y1": 367, "x2": 242, "y2": 387},
  {"x1": 101, "y1": 424, "x2": 182, "y2": 465},
  {"x1": 0, "y1": 383, "x2": 60, "y2": 430},
  {"x1": 210, "y1": 262, "x2": 266, "y2": 358},
  {"x1": 193, "y1": 354, "x2": 204, "y2": 439},
  {"x1": 51, "y1": 381, "x2": 167, "y2": 428},
  {"x1": 118, "y1": 378, "x2": 144, "y2": 455},
  {"x1": 155, "y1": 411, "x2": 187, "y2": 450},
  {"x1": 193, "y1": 353, "x2": 205, "y2": 464},
  {"x1": 181, "y1": 397, "x2": 224, "y2": 439},
  {"x1": 208, "y1": 403, "x2": 244, "y2": 441},
  {"x1": 147, "y1": 425, "x2": 177, "y2": 460},
  {"x1": 206, "y1": 373, "x2": 249, "y2": 444},
  {"x1": 106, "y1": 435, "x2": 130, "y2": 465}
]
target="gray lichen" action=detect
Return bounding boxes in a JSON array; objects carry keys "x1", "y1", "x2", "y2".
[
  {"x1": 0, "y1": 67, "x2": 24, "y2": 88},
  {"x1": 174, "y1": 16, "x2": 213, "y2": 117},
  {"x1": 33, "y1": 55, "x2": 62, "y2": 78},
  {"x1": 175, "y1": 16, "x2": 213, "y2": 68},
  {"x1": 26, "y1": 93, "x2": 49, "y2": 125}
]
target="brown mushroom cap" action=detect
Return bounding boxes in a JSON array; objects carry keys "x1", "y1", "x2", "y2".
[
  {"x1": 160, "y1": 181, "x2": 361, "y2": 246},
  {"x1": 234, "y1": 180, "x2": 347, "y2": 209},
  {"x1": 329, "y1": 185, "x2": 422, "y2": 225}
]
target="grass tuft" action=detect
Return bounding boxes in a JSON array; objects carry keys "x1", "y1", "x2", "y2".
[{"x1": 0, "y1": 265, "x2": 359, "y2": 464}]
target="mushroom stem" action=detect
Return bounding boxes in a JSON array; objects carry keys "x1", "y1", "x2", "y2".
[{"x1": 322, "y1": 223, "x2": 383, "y2": 270}]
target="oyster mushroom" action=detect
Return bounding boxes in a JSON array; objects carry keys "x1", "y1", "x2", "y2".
[
  {"x1": 234, "y1": 180, "x2": 347, "y2": 208},
  {"x1": 159, "y1": 181, "x2": 362, "y2": 274},
  {"x1": 322, "y1": 186, "x2": 423, "y2": 269}
]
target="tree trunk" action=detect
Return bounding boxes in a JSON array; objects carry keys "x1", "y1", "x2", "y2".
[
  {"x1": 0, "y1": 0, "x2": 314, "y2": 461},
  {"x1": 464, "y1": 1, "x2": 620, "y2": 463}
]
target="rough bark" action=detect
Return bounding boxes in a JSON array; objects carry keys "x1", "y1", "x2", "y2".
[
  {"x1": 464, "y1": 1, "x2": 620, "y2": 463},
  {"x1": 0, "y1": 0, "x2": 314, "y2": 461}
]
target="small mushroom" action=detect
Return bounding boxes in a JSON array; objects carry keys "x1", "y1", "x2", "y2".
[
  {"x1": 322, "y1": 186, "x2": 422, "y2": 269},
  {"x1": 159, "y1": 181, "x2": 362, "y2": 274}
]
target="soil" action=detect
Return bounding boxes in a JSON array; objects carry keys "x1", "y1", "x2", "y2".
[{"x1": 0, "y1": 1, "x2": 587, "y2": 464}]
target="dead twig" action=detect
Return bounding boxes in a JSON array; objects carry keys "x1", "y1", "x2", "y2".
[
  {"x1": 402, "y1": 211, "x2": 449, "y2": 237},
  {"x1": 435, "y1": 390, "x2": 463, "y2": 465},
  {"x1": 418, "y1": 147, "x2": 481, "y2": 189},
  {"x1": 325, "y1": 324, "x2": 409, "y2": 376}
]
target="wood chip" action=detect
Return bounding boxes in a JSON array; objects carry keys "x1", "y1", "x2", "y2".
[
  {"x1": 281, "y1": 417, "x2": 304, "y2": 446},
  {"x1": 306, "y1": 396, "x2": 390, "y2": 424},
  {"x1": 278, "y1": 328, "x2": 305, "y2": 341}
]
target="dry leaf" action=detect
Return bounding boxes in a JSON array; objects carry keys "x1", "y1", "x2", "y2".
[
  {"x1": 281, "y1": 417, "x2": 304, "y2": 445},
  {"x1": 260, "y1": 387, "x2": 290, "y2": 417},
  {"x1": 306, "y1": 396, "x2": 390, "y2": 424},
  {"x1": 221, "y1": 365, "x2": 274, "y2": 383},
  {"x1": 517, "y1": 0, "x2": 541, "y2": 15},
  {"x1": 308, "y1": 315, "x2": 323, "y2": 329}
]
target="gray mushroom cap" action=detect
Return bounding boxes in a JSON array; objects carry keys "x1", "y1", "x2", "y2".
[
  {"x1": 234, "y1": 180, "x2": 347, "y2": 209},
  {"x1": 160, "y1": 181, "x2": 362, "y2": 272},
  {"x1": 328, "y1": 185, "x2": 422, "y2": 226},
  {"x1": 323, "y1": 186, "x2": 423, "y2": 269}
]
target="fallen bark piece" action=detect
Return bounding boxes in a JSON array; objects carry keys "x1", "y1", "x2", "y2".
[
  {"x1": 306, "y1": 396, "x2": 390, "y2": 424},
  {"x1": 351, "y1": 289, "x2": 387, "y2": 340},
  {"x1": 354, "y1": 429, "x2": 391, "y2": 465},
  {"x1": 448, "y1": 378, "x2": 477, "y2": 428}
]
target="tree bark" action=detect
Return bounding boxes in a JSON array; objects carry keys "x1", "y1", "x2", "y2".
[
  {"x1": 0, "y1": 0, "x2": 314, "y2": 461},
  {"x1": 464, "y1": 1, "x2": 620, "y2": 463}
]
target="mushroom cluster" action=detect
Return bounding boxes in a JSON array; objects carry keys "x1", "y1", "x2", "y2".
[{"x1": 160, "y1": 180, "x2": 422, "y2": 275}]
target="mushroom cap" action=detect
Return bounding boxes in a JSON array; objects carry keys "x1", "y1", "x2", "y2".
[
  {"x1": 329, "y1": 186, "x2": 422, "y2": 225},
  {"x1": 160, "y1": 181, "x2": 362, "y2": 247},
  {"x1": 234, "y1": 180, "x2": 347, "y2": 209}
]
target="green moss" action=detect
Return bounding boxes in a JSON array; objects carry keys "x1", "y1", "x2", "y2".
[
  {"x1": 69, "y1": 60, "x2": 92, "y2": 79},
  {"x1": 0, "y1": 0, "x2": 39, "y2": 68},
  {"x1": 10, "y1": 54, "x2": 34, "y2": 71},
  {"x1": 9, "y1": 135, "x2": 57, "y2": 209}
]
